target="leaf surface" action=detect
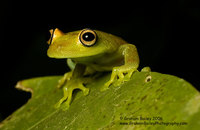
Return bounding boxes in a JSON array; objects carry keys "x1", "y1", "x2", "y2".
[{"x1": 0, "y1": 72, "x2": 200, "y2": 130}]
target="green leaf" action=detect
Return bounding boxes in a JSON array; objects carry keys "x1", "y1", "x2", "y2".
[{"x1": 0, "y1": 72, "x2": 200, "y2": 130}]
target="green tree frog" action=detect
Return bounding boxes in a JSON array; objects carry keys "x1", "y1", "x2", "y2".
[{"x1": 47, "y1": 28, "x2": 139, "y2": 110}]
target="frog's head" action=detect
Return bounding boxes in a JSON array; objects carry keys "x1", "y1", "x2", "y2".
[{"x1": 47, "y1": 28, "x2": 120, "y2": 58}]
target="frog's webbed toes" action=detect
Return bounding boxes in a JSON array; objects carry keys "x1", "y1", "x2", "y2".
[
  {"x1": 54, "y1": 87, "x2": 73, "y2": 110},
  {"x1": 55, "y1": 79, "x2": 90, "y2": 110},
  {"x1": 124, "y1": 68, "x2": 138, "y2": 80},
  {"x1": 101, "y1": 66, "x2": 137, "y2": 91},
  {"x1": 76, "y1": 81, "x2": 90, "y2": 96}
]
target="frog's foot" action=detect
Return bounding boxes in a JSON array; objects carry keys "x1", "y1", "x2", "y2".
[
  {"x1": 101, "y1": 66, "x2": 138, "y2": 91},
  {"x1": 141, "y1": 66, "x2": 151, "y2": 72},
  {"x1": 57, "y1": 71, "x2": 73, "y2": 88},
  {"x1": 54, "y1": 79, "x2": 89, "y2": 110}
]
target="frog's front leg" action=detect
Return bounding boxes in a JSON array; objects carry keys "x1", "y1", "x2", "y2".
[
  {"x1": 57, "y1": 71, "x2": 73, "y2": 88},
  {"x1": 55, "y1": 64, "x2": 89, "y2": 110},
  {"x1": 55, "y1": 78, "x2": 89, "y2": 110},
  {"x1": 101, "y1": 44, "x2": 139, "y2": 91},
  {"x1": 56, "y1": 59, "x2": 75, "y2": 88}
]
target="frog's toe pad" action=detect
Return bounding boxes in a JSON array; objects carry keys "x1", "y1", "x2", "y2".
[
  {"x1": 100, "y1": 85, "x2": 109, "y2": 92},
  {"x1": 141, "y1": 66, "x2": 151, "y2": 72},
  {"x1": 54, "y1": 102, "x2": 61, "y2": 109},
  {"x1": 62, "y1": 102, "x2": 70, "y2": 111},
  {"x1": 83, "y1": 88, "x2": 90, "y2": 95},
  {"x1": 54, "y1": 97, "x2": 67, "y2": 109}
]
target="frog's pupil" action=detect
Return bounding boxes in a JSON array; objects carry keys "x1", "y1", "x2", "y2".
[{"x1": 82, "y1": 32, "x2": 95, "y2": 41}]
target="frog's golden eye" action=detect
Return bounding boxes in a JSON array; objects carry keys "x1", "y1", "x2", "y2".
[{"x1": 79, "y1": 29, "x2": 97, "y2": 47}]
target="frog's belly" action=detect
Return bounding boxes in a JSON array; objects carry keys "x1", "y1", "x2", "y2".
[{"x1": 73, "y1": 53, "x2": 124, "y2": 71}]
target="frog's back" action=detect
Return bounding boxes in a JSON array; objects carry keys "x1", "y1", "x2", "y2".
[{"x1": 95, "y1": 30, "x2": 128, "y2": 50}]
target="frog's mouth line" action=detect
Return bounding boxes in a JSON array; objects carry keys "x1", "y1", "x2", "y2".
[
  {"x1": 49, "y1": 52, "x2": 105, "y2": 60},
  {"x1": 47, "y1": 46, "x2": 107, "y2": 59}
]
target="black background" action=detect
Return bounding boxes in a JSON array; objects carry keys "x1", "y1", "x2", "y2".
[{"x1": 1, "y1": 1, "x2": 200, "y2": 121}]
